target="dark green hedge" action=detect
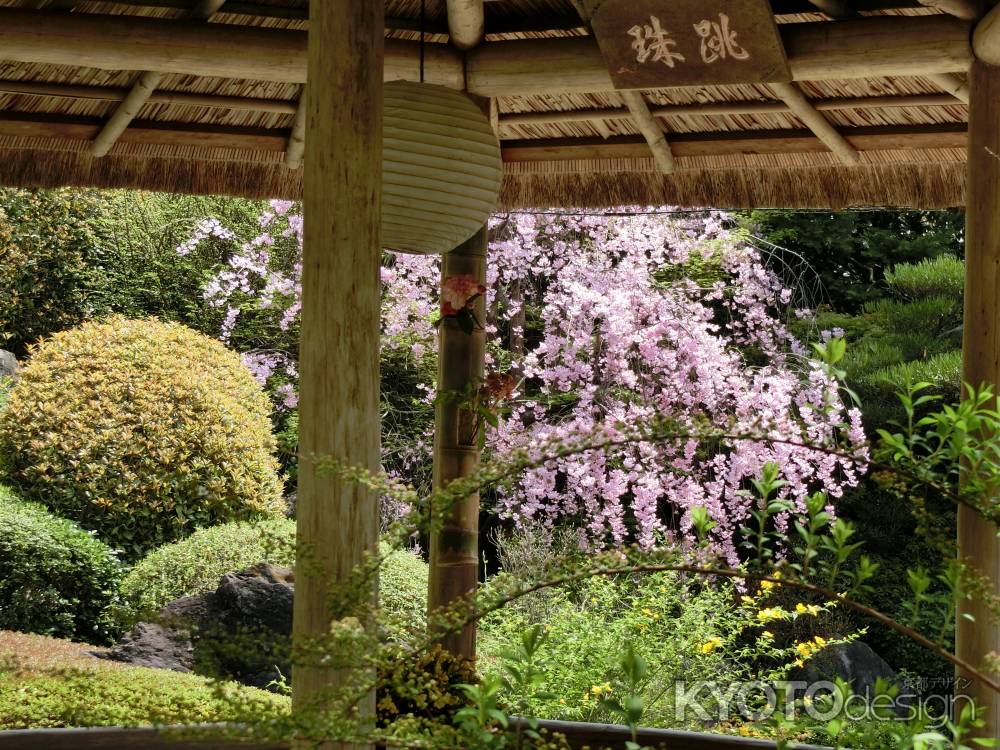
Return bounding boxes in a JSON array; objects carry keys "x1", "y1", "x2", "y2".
[{"x1": 0, "y1": 485, "x2": 124, "y2": 644}]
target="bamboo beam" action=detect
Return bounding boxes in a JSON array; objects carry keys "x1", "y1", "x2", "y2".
[
  {"x1": 926, "y1": 72, "x2": 971, "y2": 103},
  {"x1": 446, "y1": 0, "x2": 485, "y2": 50},
  {"x1": 0, "y1": 79, "x2": 299, "y2": 113},
  {"x1": 973, "y1": 1, "x2": 1000, "y2": 65},
  {"x1": 619, "y1": 91, "x2": 675, "y2": 173},
  {"x1": 498, "y1": 94, "x2": 962, "y2": 127},
  {"x1": 284, "y1": 88, "x2": 306, "y2": 169},
  {"x1": 769, "y1": 82, "x2": 861, "y2": 165},
  {"x1": 919, "y1": 0, "x2": 985, "y2": 20},
  {"x1": 0, "y1": 10, "x2": 973, "y2": 92},
  {"x1": 0, "y1": 112, "x2": 290, "y2": 149},
  {"x1": 90, "y1": 0, "x2": 226, "y2": 157},
  {"x1": 291, "y1": 0, "x2": 381, "y2": 733},
  {"x1": 959, "y1": 58, "x2": 1000, "y2": 742},
  {"x1": 0, "y1": 113, "x2": 967, "y2": 158},
  {"x1": 500, "y1": 124, "x2": 967, "y2": 161},
  {"x1": 429, "y1": 227, "x2": 487, "y2": 659}
]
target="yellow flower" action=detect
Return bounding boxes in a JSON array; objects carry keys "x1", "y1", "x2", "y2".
[
  {"x1": 813, "y1": 635, "x2": 827, "y2": 648},
  {"x1": 740, "y1": 595, "x2": 754, "y2": 605},
  {"x1": 642, "y1": 607, "x2": 654, "y2": 617},
  {"x1": 738, "y1": 726, "x2": 750, "y2": 737},
  {"x1": 756, "y1": 607, "x2": 783, "y2": 623},
  {"x1": 559, "y1": 698, "x2": 566, "y2": 704},
  {"x1": 760, "y1": 580, "x2": 775, "y2": 591},
  {"x1": 591, "y1": 684, "x2": 603, "y2": 695},
  {"x1": 761, "y1": 630, "x2": 774, "y2": 640},
  {"x1": 803, "y1": 695, "x2": 813, "y2": 707},
  {"x1": 794, "y1": 659, "x2": 805, "y2": 668},
  {"x1": 700, "y1": 636, "x2": 724, "y2": 654},
  {"x1": 795, "y1": 603, "x2": 808, "y2": 614},
  {"x1": 807, "y1": 604, "x2": 821, "y2": 616},
  {"x1": 795, "y1": 641, "x2": 813, "y2": 659}
]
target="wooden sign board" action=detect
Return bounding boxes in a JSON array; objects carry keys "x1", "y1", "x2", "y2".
[{"x1": 590, "y1": 0, "x2": 791, "y2": 89}]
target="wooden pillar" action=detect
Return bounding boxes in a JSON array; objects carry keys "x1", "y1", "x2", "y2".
[
  {"x1": 291, "y1": 0, "x2": 383, "y2": 732},
  {"x1": 428, "y1": 226, "x2": 487, "y2": 659},
  {"x1": 960, "y1": 59, "x2": 1000, "y2": 737}
]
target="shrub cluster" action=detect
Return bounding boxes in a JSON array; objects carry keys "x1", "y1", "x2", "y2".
[
  {"x1": 118, "y1": 518, "x2": 429, "y2": 638},
  {"x1": 0, "y1": 316, "x2": 285, "y2": 559},
  {"x1": 0, "y1": 485, "x2": 123, "y2": 644}
]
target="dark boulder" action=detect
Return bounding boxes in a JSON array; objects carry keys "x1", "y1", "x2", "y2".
[
  {"x1": 790, "y1": 640, "x2": 915, "y2": 714},
  {"x1": 0, "y1": 350, "x2": 17, "y2": 385},
  {"x1": 99, "y1": 563, "x2": 293, "y2": 689}
]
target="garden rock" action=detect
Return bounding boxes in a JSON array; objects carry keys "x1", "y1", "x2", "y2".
[
  {"x1": 99, "y1": 563, "x2": 294, "y2": 689},
  {"x1": 0, "y1": 350, "x2": 16, "y2": 384},
  {"x1": 790, "y1": 641, "x2": 914, "y2": 713}
]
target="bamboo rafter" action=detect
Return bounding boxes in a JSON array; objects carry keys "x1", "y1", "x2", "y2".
[
  {"x1": 90, "y1": 0, "x2": 227, "y2": 157},
  {"x1": 769, "y1": 82, "x2": 861, "y2": 166}
]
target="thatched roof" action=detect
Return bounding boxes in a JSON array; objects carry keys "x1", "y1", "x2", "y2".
[{"x1": 0, "y1": 0, "x2": 975, "y2": 208}]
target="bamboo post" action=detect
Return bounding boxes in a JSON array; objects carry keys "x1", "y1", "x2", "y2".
[
  {"x1": 291, "y1": 0, "x2": 382, "y2": 736},
  {"x1": 959, "y1": 58, "x2": 1000, "y2": 739},
  {"x1": 428, "y1": 226, "x2": 487, "y2": 659}
]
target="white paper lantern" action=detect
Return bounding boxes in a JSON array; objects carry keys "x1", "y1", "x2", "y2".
[{"x1": 382, "y1": 81, "x2": 502, "y2": 255}]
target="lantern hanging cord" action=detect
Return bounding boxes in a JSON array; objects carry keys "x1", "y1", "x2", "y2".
[{"x1": 419, "y1": 0, "x2": 426, "y2": 84}]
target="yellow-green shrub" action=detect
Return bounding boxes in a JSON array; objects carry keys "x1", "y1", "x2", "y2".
[
  {"x1": 0, "y1": 632, "x2": 288, "y2": 729},
  {"x1": 0, "y1": 317, "x2": 284, "y2": 559}
]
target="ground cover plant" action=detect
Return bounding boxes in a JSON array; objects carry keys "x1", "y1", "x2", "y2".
[{"x1": 0, "y1": 631, "x2": 288, "y2": 729}]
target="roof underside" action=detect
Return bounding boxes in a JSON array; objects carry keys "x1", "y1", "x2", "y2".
[{"x1": 0, "y1": 0, "x2": 976, "y2": 208}]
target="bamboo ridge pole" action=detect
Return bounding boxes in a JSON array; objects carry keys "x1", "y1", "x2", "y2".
[
  {"x1": 0, "y1": 9, "x2": 973, "y2": 91},
  {"x1": 291, "y1": 0, "x2": 382, "y2": 737},
  {"x1": 429, "y1": 227, "x2": 487, "y2": 659},
  {"x1": 958, "y1": 59, "x2": 1000, "y2": 741}
]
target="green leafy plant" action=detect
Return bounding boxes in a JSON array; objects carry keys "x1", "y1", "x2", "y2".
[
  {"x1": 0, "y1": 485, "x2": 123, "y2": 644},
  {"x1": 0, "y1": 316, "x2": 285, "y2": 559}
]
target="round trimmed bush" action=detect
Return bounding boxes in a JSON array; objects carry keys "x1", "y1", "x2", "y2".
[
  {"x1": 118, "y1": 518, "x2": 429, "y2": 638},
  {"x1": 0, "y1": 316, "x2": 285, "y2": 558},
  {"x1": 0, "y1": 485, "x2": 123, "y2": 644}
]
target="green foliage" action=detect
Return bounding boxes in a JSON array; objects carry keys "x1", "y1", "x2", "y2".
[
  {"x1": 0, "y1": 642, "x2": 288, "y2": 729},
  {"x1": 479, "y1": 570, "x2": 752, "y2": 729},
  {"x1": 0, "y1": 317, "x2": 285, "y2": 559},
  {"x1": 0, "y1": 189, "x2": 111, "y2": 358},
  {"x1": 0, "y1": 485, "x2": 123, "y2": 644},
  {"x1": 90, "y1": 192, "x2": 269, "y2": 338},
  {"x1": 748, "y1": 209, "x2": 963, "y2": 313},
  {"x1": 861, "y1": 351, "x2": 962, "y2": 403},
  {"x1": 884, "y1": 254, "x2": 964, "y2": 301},
  {"x1": 118, "y1": 518, "x2": 428, "y2": 638}
]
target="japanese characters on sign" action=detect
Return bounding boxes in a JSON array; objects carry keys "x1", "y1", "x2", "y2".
[{"x1": 592, "y1": 0, "x2": 791, "y2": 88}]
